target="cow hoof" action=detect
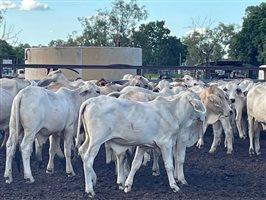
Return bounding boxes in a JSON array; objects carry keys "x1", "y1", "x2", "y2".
[
  {"x1": 118, "y1": 183, "x2": 124, "y2": 190},
  {"x1": 171, "y1": 184, "x2": 180, "y2": 193},
  {"x1": 209, "y1": 149, "x2": 216, "y2": 154},
  {"x1": 124, "y1": 186, "x2": 131, "y2": 193},
  {"x1": 176, "y1": 179, "x2": 188, "y2": 185},
  {"x1": 152, "y1": 170, "x2": 160, "y2": 176},
  {"x1": 25, "y1": 178, "x2": 34, "y2": 183},
  {"x1": 88, "y1": 193, "x2": 95, "y2": 198},
  {"x1": 227, "y1": 150, "x2": 233, "y2": 154},
  {"x1": 67, "y1": 172, "x2": 76, "y2": 177},
  {"x1": 5, "y1": 177, "x2": 12, "y2": 184},
  {"x1": 86, "y1": 191, "x2": 95, "y2": 198},
  {"x1": 249, "y1": 149, "x2": 255, "y2": 155},
  {"x1": 46, "y1": 169, "x2": 54, "y2": 174}
]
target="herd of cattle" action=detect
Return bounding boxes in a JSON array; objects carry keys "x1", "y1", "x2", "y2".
[{"x1": 0, "y1": 69, "x2": 265, "y2": 197}]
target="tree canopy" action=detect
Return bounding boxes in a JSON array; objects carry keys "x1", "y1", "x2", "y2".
[
  {"x1": 131, "y1": 21, "x2": 187, "y2": 65},
  {"x1": 75, "y1": 0, "x2": 148, "y2": 47},
  {"x1": 229, "y1": 2, "x2": 266, "y2": 65},
  {"x1": 182, "y1": 19, "x2": 237, "y2": 66}
]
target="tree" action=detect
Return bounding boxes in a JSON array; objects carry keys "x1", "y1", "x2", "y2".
[
  {"x1": 75, "y1": 0, "x2": 148, "y2": 47},
  {"x1": 0, "y1": 9, "x2": 20, "y2": 44},
  {"x1": 182, "y1": 18, "x2": 237, "y2": 66},
  {"x1": 229, "y1": 2, "x2": 266, "y2": 65},
  {"x1": 48, "y1": 39, "x2": 68, "y2": 47},
  {"x1": 131, "y1": 21, "x2": 187, "y2": 65},
  {"x1": 0, "y1": 40, "x2": 30, "y2": 64},
  {"x1": 0, "y1": 39, "x2": 14, "y2": 60},
  {"x1": 13, "y1": 43, "x2": 31, "y2": 64}
]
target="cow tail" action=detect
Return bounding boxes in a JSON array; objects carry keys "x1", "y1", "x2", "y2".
[
  {"x1": 12, "y1": 93, "x2": 22, "y2": 172},
  {"x1": 75, "y1": 101, "x2": 87, "y2": 150}
]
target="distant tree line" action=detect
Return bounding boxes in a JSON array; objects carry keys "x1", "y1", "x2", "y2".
[{"x1": 0, "y1": 0, "x2": 265, "y2": 66}]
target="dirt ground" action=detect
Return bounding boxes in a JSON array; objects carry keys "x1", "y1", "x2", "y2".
[{"x1": 1, "y1": 131, "x2": 266, "y2": 200}]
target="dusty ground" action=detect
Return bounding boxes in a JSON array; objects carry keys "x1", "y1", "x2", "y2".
[{"x1": 1, "y1": 131, "x2": 266, "y2": 200}]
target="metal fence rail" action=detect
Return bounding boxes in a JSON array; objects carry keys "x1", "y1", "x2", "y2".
[{"x1": 0, "y1": 63, "x2": 263, "y2": 79}]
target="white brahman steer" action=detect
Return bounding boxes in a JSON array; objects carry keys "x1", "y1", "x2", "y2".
[
  {"x1": 229, "y1": 79, "x2": 254, "y2": 139},
  {"x1": 98, "y1": 75, "x2": 154, "y2": 95},
  {"x1": 196, "y1": 84, "x2": 234, "y2": 154},
  {"x1": 247, "y1": 84, "x2": 266, "y2": 155},
  {"x1": 37, "y1": 69, "x2": 84, "y2": 88},
  {"x1": 0, "y1": 88, "x2": 13, "y2": 149},
  {"x1": 35, "y1": 72, "x2": 88, "y2": 168},
  {"x1": 4, "y1": 83, "x2": 100, "y2": 184},
  {"x1": 117, "y1": 90, "x2": 205, "y2": 183},
  {"x1": 0, "y1": 78, "x2": 31, "y2": 149},
  {"x1": 76, "y1": 91, "x2": 206, "y2": 197}
]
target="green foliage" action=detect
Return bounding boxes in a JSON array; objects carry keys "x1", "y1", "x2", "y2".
[
  {"x1": 74, "y1": 0, "x2": 148, "y2": 47},
  {"x1": 13, "y1": 43, "x2": 31, "y2": 64},
  {"x1": 0, "y1": 40, "x2": 30, "y2": 64},
  {"x1": 229, "y1": 2, "x2": 266, "y2": 65},
  {"x1": 182, "y1": 22, "x2": 237, "y2": 66},
  {"x1": 131, "y1": 21, "x2": 187, "y2": 65},
  {"x1": 0, "y1": 40, "x2": 14, "y2": 59}
]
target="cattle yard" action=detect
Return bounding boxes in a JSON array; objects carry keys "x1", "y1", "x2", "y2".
[
  {"x1": 1, "y1": 65, "x2": 266, "y2": 199},
  {"x1": 1, "y1": 132, "x2": 266, "y2": 200}
]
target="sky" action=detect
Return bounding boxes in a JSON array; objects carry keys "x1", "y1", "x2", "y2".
[{"x1": 0, "y1": 0, "x2": 265, "y2": 46}]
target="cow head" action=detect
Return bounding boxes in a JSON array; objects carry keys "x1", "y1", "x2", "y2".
[
  {"x1": 37, "y1": 69, "x2": 69, "y2": 87},
  {"x1": 78, "y1": 82, "x2": 101, "y2": 99},
  {"x1": 206, "y1": 94, "x2": 233, "y2": 118},
  {"x1": 186, "y1": 92, "x2": 206, "y2": 121}
]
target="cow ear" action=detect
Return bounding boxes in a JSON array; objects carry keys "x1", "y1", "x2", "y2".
[
  {"x1": 188, "y1": 97, "x2": 206, "y2": 113},
  {"x1": 37, "y1": 77, "x2": 57, "y2": 87},
  {"x1": 80, "y1": 89, "x2": 91, "y2": 97},
  {"x1": 208, "y1": 84, "x2": 217, "y2": 93}
]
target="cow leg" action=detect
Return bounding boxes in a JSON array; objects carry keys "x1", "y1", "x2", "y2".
[
  {"x1": 4, "y1": 127, "x2": 19, "y2": 184},
  {"x1": 55, "y1": 138, "x2": 64, "y2": 159},
  {"x1": 235, "y1": 107, "x2": 245, "y2": 138},
  {"x1": 152, "y1": 149, "x2": 160, "y2": 176},
  {"x1": 220, "y1": 117, "x2": 234, "y2": 154},
  {"x1": 160, "y1": 145, "x2": 180, "y2": 192},
  {"x1": 82, "y1": 144, "x2": 101, "y2": 198},
  {"x1": 174, "y1": 142, "x2": 187, "y2": 185},
  {"x1": 248, "y1": 116, "x2": 255, "y2": 155},
  {"x1": 242, "y1": 116, "x2": 248, "y2": 139},
  {"x1": 209, "y1": 121, "x2": 222, "y2": 153},
  {"x1": 196, "y1": 123, "x2": 208, "y2": 148},
  {"x1": 63, "y1": 130, "x2": 75, "y2": 176},
  {"x1": 116, "y1": 151, "x2": 128, "y2": 190},
  {"x1": 46, "y1": 135, "x2": 59, "y2": 174},
  {"x1": 142, "y1": 151, "x2": 151, "y2": 166},
  {"x1": 124, "y1": 146, "x2": 145, "y2": 193},
  {"x1": 0, "y1": 128, "x2": 9, "y2": 149},
  {"x1": 254, "y1": 122, "x2": 262, "y2": 155},
  {"x1": 34, "y1": 135, "x2": 48, "y2": 169},
  {"x1": 20, "y1": 131, "x2": 36, "y2": 183}
]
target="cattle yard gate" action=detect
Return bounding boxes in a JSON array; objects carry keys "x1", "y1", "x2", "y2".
[{"x1": 0, "y1": 63, "x2": 265, "y2": 81}]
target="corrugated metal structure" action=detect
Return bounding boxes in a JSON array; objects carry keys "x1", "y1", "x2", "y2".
[{"x1": 24, "y1": 47, "x2": 142, "y2": 80}]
